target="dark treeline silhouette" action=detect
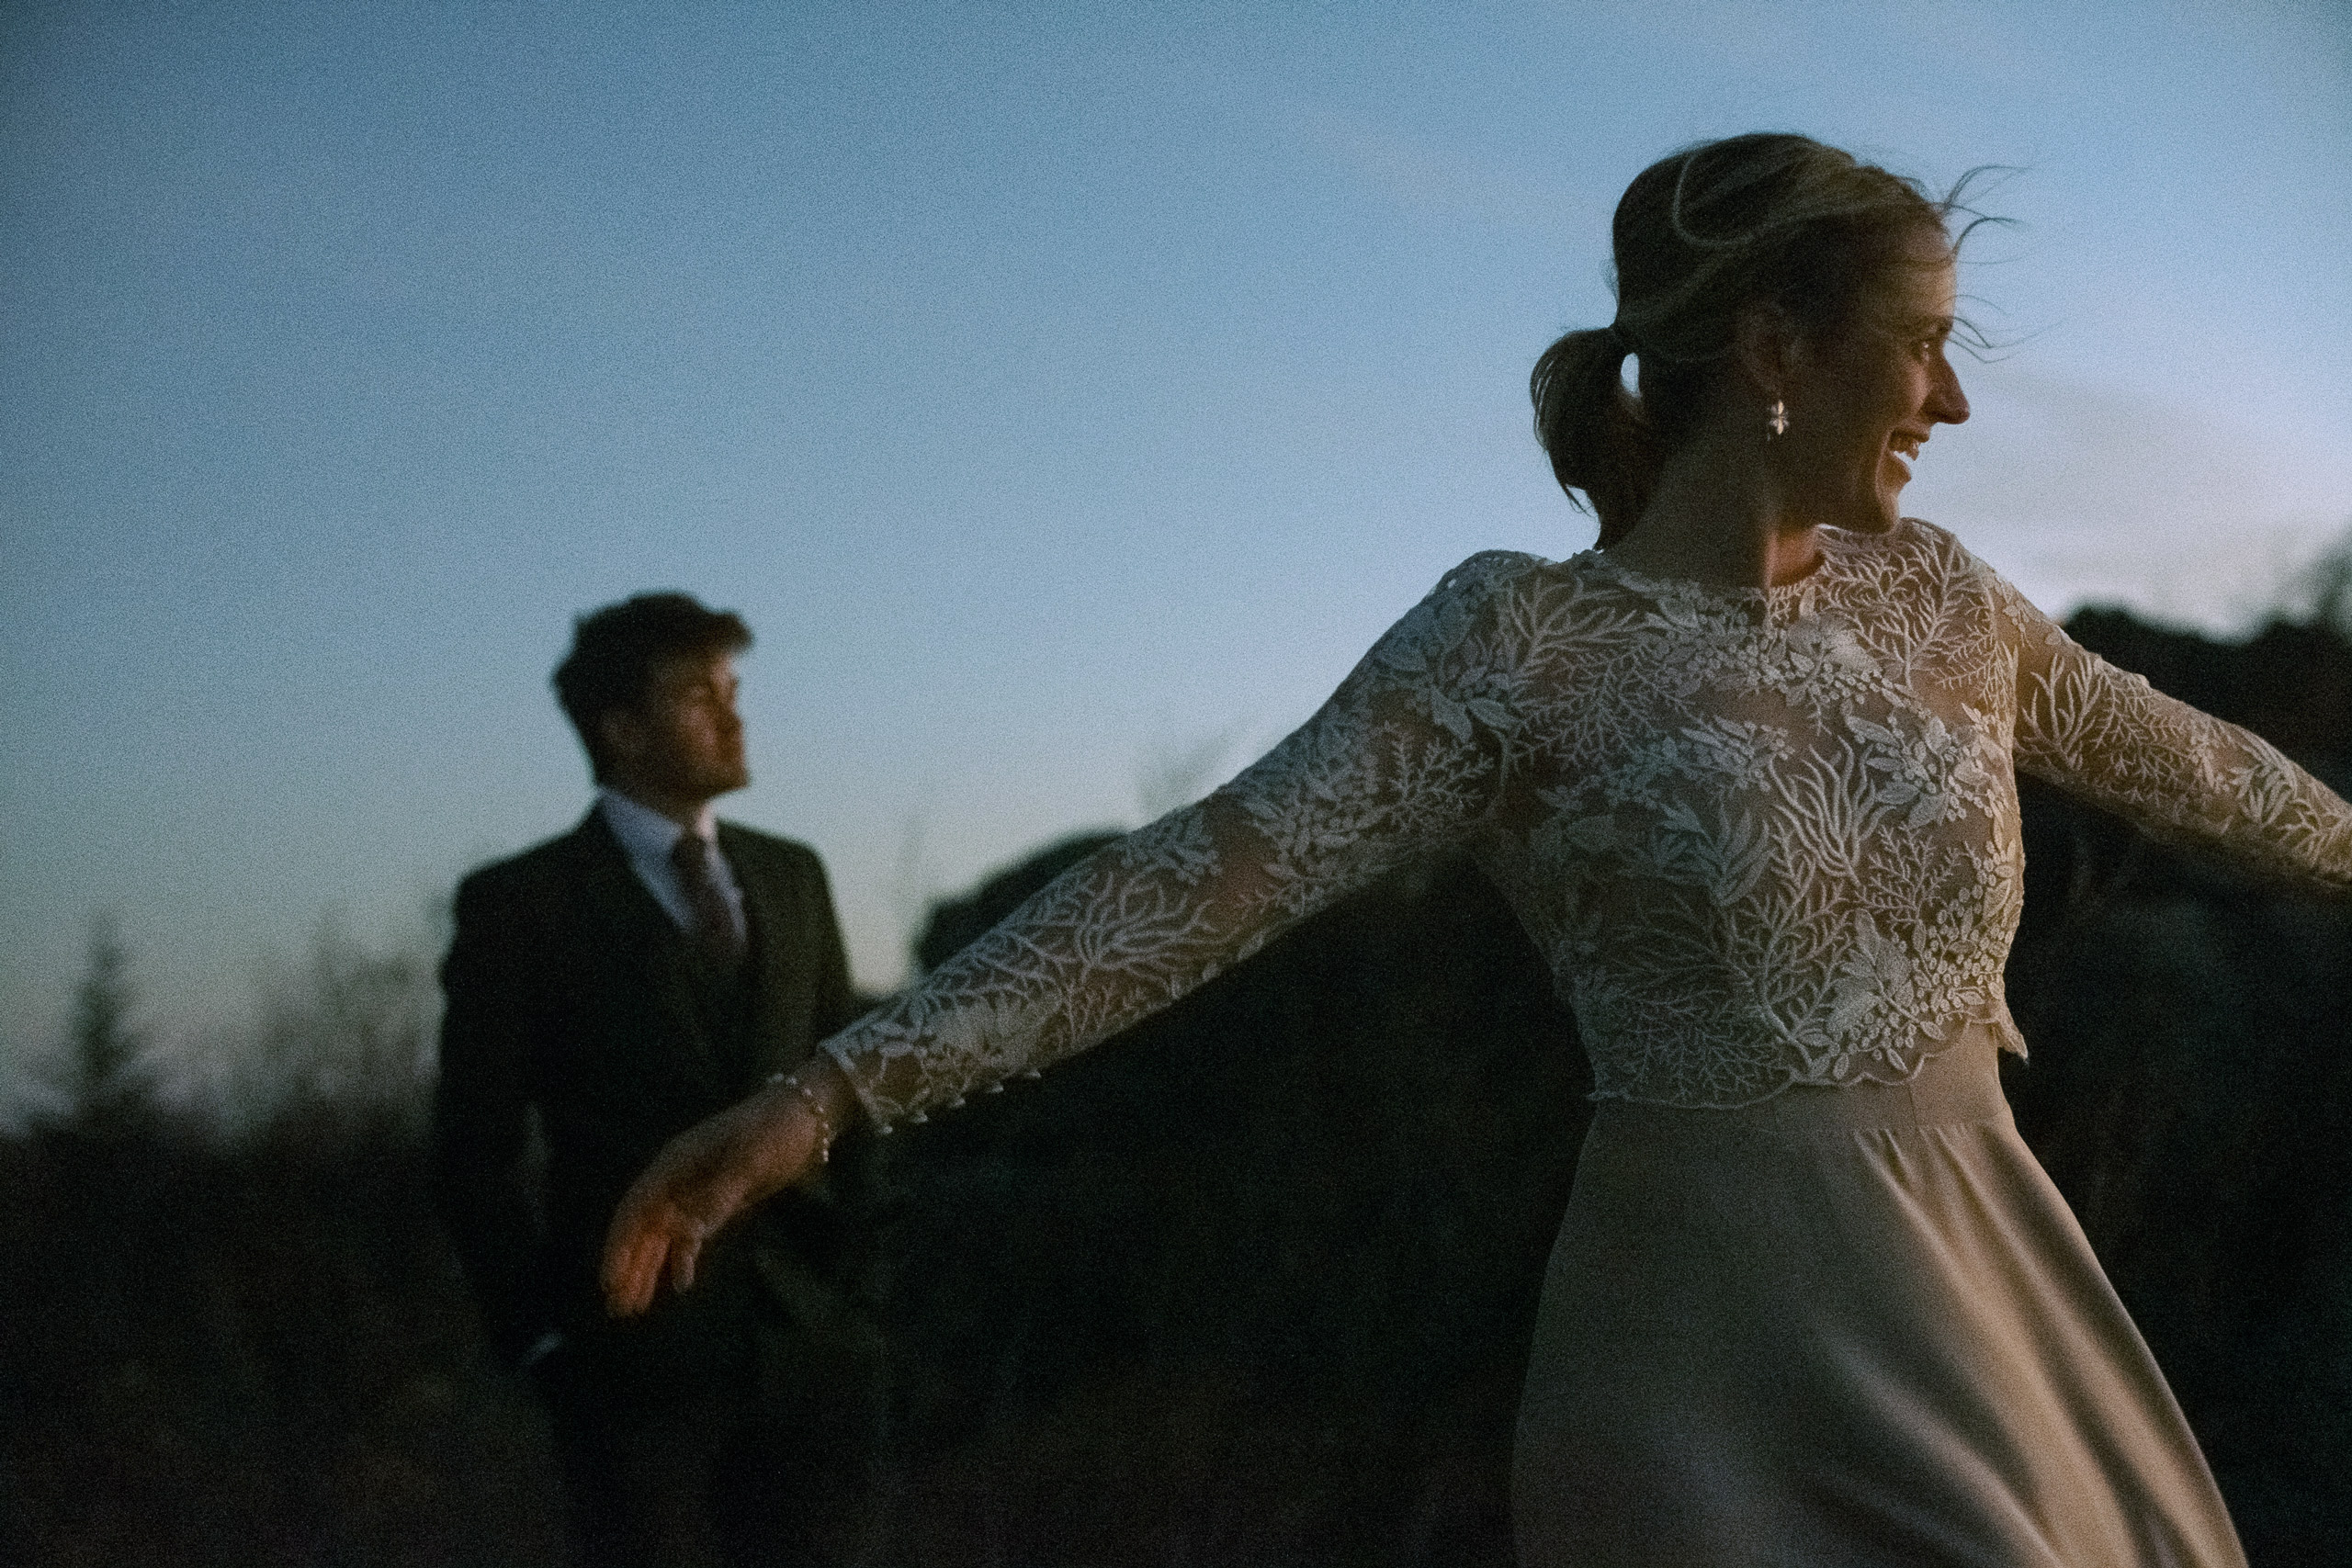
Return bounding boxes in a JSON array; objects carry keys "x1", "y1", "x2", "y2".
[{"x1": 6, "y1": 596, "x2": 2350, "y2": 1567}]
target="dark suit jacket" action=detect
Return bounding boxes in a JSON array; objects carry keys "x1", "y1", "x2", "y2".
[{"x1": 432, "y1": 807, "x2": 864, "y2": 1372}]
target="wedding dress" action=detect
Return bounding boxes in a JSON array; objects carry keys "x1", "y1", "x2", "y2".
[{"x1": 821, "y1": 518, "x2": 2352, "y2": 1566}]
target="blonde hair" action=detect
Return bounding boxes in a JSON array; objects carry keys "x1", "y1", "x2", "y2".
[{"x1": 1532, "y1": 134, "x2": 1974, "y2": 547}]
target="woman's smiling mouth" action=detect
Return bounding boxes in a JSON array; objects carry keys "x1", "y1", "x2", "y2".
[{"x1": 1888, "y1": 432, "x2": 1926, "y2": 480}]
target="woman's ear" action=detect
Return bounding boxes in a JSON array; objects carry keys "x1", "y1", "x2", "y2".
[{"x1": 1731, "y1": 299, "x2": 1797, "y2": 409}]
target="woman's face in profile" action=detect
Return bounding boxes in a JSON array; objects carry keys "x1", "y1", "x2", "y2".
[{"x1": 1783, "y1": 229, "x2": 1971, "y2": 536}]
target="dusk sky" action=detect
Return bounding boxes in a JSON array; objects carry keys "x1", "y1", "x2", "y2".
[{"x1": 6, "y1": 1, "x2": 2350, "y2": 1114}]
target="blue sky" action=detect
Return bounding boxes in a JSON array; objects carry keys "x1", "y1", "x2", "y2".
[{"x1": 6, "y1": 0, "x2": 2349, "y2": 1103}]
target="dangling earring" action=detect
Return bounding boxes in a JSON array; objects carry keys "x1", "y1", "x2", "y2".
[{"x1": 1765, "y1": 399, "x2": 1788, "y2": 440}]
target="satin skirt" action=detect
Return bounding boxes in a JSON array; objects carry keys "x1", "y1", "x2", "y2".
[{"x1": 1512, "y1": 1029, "x2": 2245, "y2": 1568}]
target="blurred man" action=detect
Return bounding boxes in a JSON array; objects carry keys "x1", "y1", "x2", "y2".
[{"x1": 433, "y1": 593, "x2": 878, "y2": 1568}]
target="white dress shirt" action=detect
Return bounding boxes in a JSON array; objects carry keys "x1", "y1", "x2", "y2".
[{"x1": 597, "y1": 787, "x2": 747, "y2": 947}]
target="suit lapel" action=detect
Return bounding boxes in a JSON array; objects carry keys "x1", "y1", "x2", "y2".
[{"x1": 568, "y1": 809, "x2": 735, "y2": 1096}]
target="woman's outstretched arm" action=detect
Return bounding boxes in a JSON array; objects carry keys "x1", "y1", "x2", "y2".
[
  {"x1": 1988, "y1": 562, "x2": 2352, "y2": 895},
  {"x1": 604, "y1": 551, "x2": 1541, "y2": 1315}
]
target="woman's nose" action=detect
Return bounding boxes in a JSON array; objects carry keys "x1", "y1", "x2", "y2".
[{"x1": 1931, "y1": 355, "x2": 1970, "y2": 426}]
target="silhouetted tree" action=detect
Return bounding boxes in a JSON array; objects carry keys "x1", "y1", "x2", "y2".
[
  {"x1": 244, "y1": 913, "x2": 440, "y2": 1145},
  {"x1": 67, "y1": 912, "x2": 144, "y2": 1134}
]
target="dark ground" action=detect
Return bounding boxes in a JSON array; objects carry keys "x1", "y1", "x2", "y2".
[{"x1": 6, "y1": 604, "x2": 2350, "y2": 1568}]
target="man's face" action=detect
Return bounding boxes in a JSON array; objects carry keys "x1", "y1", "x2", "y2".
[{"x1": 603, "y1": 651, "x2": 751, "y2": 806}]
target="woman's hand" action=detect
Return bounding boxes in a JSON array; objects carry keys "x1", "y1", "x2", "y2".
[{"x1": 600, "y1": 1057, "x2": 858, "y2": 1317}]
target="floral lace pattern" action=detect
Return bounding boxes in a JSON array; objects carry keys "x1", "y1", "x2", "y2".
[{"x1": 828, "y1": 520, "x2": 2352, "y2": 1120}]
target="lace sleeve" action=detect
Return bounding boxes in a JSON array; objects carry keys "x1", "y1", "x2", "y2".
[
  {"x1": 821, "y1": 553, "x2": 1536, "y2": 1127},
  {"x1": 1988, "y1": 567, "x2": 2352, "y2": 897}
]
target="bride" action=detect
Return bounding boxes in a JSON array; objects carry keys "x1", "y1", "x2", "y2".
[{"x1": 601, "y1": 133, "x2": 2352, "y2": 1566}]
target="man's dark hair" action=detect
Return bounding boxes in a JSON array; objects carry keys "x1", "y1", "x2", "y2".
[{"x1": 553, "y1": 592, "x2": 752, "y2": 779}]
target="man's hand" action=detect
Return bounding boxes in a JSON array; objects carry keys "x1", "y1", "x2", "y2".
[{"x1": 600, "y1": 1062, "x2": 851, "y2": 1317}]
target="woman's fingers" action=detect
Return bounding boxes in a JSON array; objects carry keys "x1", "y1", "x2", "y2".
[
  {"x1": 603, "y1": 1149, "x2": 715, "y2": 1316},
  {"x1": 667, "y1": 1224, "x2": 704, "y2": 1295},
  {"x1": 601, "y1": 1193, "x2": 673, "y2": 1317},
  {"x1": 601, "y1": 1141, "x2": 747, "y2": 1314},
  {"x1": 600, "y1": 1089, "x2": 820, "y2": 1317}
]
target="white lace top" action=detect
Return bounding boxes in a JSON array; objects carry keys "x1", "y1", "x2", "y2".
[{"x1": 825, "y1": 519, "x2": 2352, "y2": 1120}]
